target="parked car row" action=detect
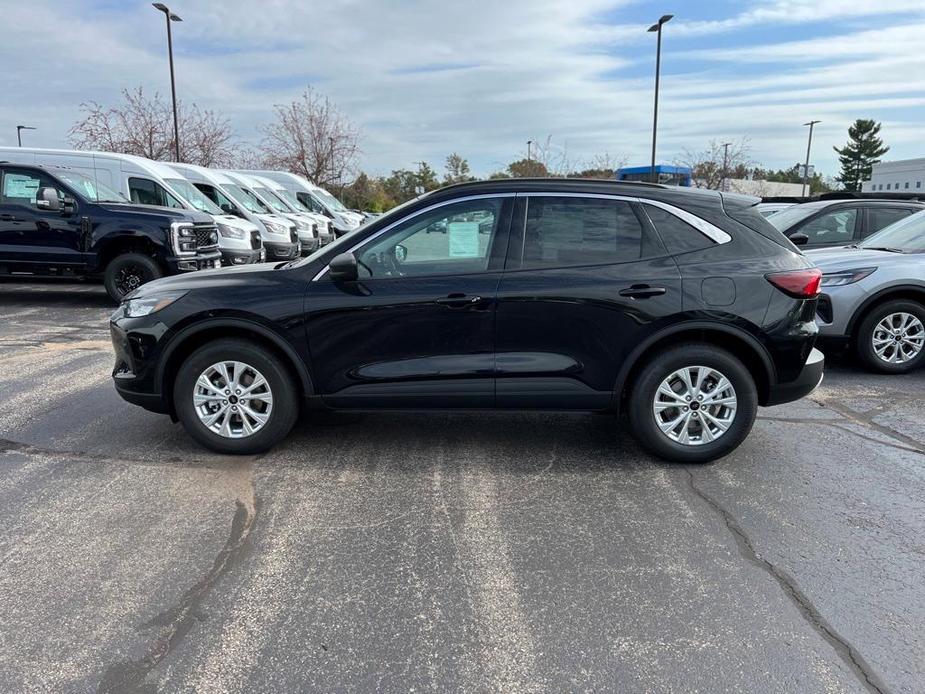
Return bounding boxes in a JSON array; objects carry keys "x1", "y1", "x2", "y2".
[{"x1": 0, "y1": 147, "x2": 365, "y2": 300}]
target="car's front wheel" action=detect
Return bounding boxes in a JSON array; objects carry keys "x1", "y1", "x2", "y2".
[
  {"x1": 855, "y1": 300, "x2": 925, "y2": 374},
  {"x1": 173, "y1": 339, "x2": 299, "y2": 454},
  {"x1": 627, "y1": 344, "x2": 758, "y2": 463},
  {"x1": 104, "y1": 253, "x2": 163, "y2": 302}
]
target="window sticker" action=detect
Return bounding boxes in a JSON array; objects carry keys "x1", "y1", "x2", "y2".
[
  {"x1": 448, "y1": 221, "x2": 480, "y2": 257},
  {"x1": 4, "y1": 174, "x2": 39, "y2": 200}
]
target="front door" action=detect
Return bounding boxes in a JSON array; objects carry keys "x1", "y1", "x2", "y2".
[
  {"x1": 305, "y1": 195, "x2": 513, "y2": 408},
  {"x1": 494, "y1": 194, "x2": 683, "y2": 408},
  {"x1": 0, "y1": 168, "x2": 84, "y2": 267}
]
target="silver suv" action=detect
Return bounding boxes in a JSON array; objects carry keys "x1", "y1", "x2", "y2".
[{"x1": 807, "y1": 210, "x2": 925, "y2": 373}]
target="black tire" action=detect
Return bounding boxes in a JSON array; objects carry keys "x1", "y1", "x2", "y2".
[
  {"x1": 855, "y1": 300, "x2": 925, "y2": 374},
  {"x1": 627, "y1": 344, "x2": 758, "y2": 464},
  {"x1": 103, "y1": 253, "x2": 162, "y2": 302},
  {"x1": 173, "y1": 339, "x2": 299, "y2": 454}
]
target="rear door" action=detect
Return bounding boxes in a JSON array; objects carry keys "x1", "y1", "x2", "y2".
[{"x1": 494, "y1": 193, "x2": 682, "y2": 408}]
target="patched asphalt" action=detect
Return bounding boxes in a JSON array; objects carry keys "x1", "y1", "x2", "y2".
[{"x1": 0, "y1": 279, "x2": 923, "y2": 693}]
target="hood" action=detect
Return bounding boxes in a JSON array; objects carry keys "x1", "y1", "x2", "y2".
[
  {"x1": 128, "y1": 261, "x2": 284, "y2": 298},
  {"x1": 806, "y1": 247, "x2": 906, "y2": 271},
  {"x1": 98, "y1": 203, "x2": 213, "y2": 225}
]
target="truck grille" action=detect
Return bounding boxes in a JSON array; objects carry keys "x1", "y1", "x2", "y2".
[
  {"x1": 194, "y1": 223, "x2": 219, "y2": 250},
  {"x1": 250, "y1": 231, "x2": 261, "y2": 250}
]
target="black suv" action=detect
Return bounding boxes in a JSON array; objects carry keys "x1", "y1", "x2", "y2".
[
  {"x1": 110, "y1": 179, "x2": 824, "y2": 463},
  {"x1": 767, "y1": 199, "x2": 924, "y2": 249},
  {"x1": 0, "y1": 163, "x2": 221, "y2": 301}
]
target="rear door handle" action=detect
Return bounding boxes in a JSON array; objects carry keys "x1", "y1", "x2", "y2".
[
  {"x1": 435, "y1": 293, "x2": 484, "y2": 308},
  {"x1": 619, "y1": 284, "x2": 667, "y2": 299}
]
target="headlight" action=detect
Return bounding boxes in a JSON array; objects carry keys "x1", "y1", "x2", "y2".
[
  {"x1": 820, "y1": 267, "x2": 877, "y2": 287},
  {"x1": 217, "y1": 223, "x2": 246, "y2": 240},
  {"x1": 170, "y1": 222, "x2": 197, "y2": 256},
  {"x1": 264, "y1": 220, "x2": 287, "y2": 235},
  {"x1": 123, "y1": 291, "x2": 187, "y2": 318}
]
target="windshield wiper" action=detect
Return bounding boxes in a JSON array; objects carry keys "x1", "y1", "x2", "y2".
[{"x1": 864, "y1": 246, "x2": 905, "y2": 253}]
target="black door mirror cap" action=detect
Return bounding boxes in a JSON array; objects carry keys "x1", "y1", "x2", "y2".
[{"x1": 328, "y1": 252, "x2": 359, "y2": 282}]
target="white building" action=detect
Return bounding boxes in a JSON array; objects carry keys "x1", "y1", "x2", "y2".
[
  {"x1": 861, "y1": 158, "x2": 925, "y2": 193},
  {"x1": 726, "y1": 179, "x2": 804, "y2": 197}
]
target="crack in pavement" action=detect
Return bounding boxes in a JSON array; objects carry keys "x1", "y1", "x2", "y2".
[
  {"x1": 757, "y1": 417, "x2": 925, "y2": 457},
  {"x1": 96, "y1": 460, "x2": 258, "y2": 694},
  {"x1": 811, "y1": 396, "x2": 925, "y2": 453},
  {"x1": 684, "y1": 469, "x2": 890, "y2": 694}
]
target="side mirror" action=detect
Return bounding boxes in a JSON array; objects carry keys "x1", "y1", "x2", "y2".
[
  {"x1": 328, "y1": 252, "x2": 359, "y2": 282},
  {"x1": 790, "y1": 233, "x2": 809, "y2": 246},
  {"x1": 36, "y1": 187, "x2": 61, "y2": 212}
]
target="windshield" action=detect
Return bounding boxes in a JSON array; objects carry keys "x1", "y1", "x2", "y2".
[
  {"x1": 254, "y1": 187, "x2": 291, "y2": 213},
  {"x1": 860, "y1": 210, "x2": 925, "y2": 252},
  {"x1": 275, "y1": 187, "x2": 311, "y2": 213},
  {"x1": 165, "y1": 178, "x2": 223, "y2": 215},
  {"x1": 224, "y1": 184, "x2": 271, "y2": 214},
  {"x1": 53, "y1": 170, "x2": 127, "y2": 203},
  {"x1": 766, "y1": 204, "x2": 824, "y2": 231},
  {"x1": 313, "y1": 188, "x2": 348, "y2": 213}
]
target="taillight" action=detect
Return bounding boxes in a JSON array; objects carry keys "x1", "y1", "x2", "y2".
[{"x1": 765, "y1": 268, "x2": 822, "y2": 299}]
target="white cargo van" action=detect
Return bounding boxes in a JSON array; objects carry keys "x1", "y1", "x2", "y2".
[
  {"x1": 167, "y1": 164, "x2": 301, "y2": 262},
  {"x1": 233, "y1": 170, "x2": 363, "y2": 236},
  {"x1": 223, "y1": 172, "x2": 320, "y2": 254},
  {"x1": 0, "y1": 148, "x2": 264, "y2": 266},
  {"x1": 249, "y1": 174, "x2": 334, "y2": 247}
]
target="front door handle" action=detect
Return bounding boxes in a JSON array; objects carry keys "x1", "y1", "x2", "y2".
[
  {"x1": 0, "y1": 214, "x2": 20, "y2": 222},
  {"x1": 435, "y1": 293, "x2": 484, "y2": 308},
  {"x1": 619, "y1": 284, "x2": 667, "y2": 299}
]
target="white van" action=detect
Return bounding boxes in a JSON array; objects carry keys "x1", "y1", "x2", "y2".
[
  {"x1": 0, "y1": 148, "x2": 264, "y2": 266},
  {"x1": 233, "y1": 170, "x2": 364, "y2": 236},
  {"x1": 248, "y1": 175, "x2": 334, "y2": 247},
  {"x1": 167, "y1": 164, "x2": 301, "y2": 262},
  {"x1": 223, "y1": 172, "x2": 321, "y2": 254}
]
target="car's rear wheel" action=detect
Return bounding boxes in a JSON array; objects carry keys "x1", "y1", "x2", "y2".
[
  {"x1": 104, "y1": 253, "x2": 162, "y2": 302},
  {"x1": 174, "y1": 339, "x2": 299, "y2": 454},
  {"x1": 856, "y1": 300, "x2": 925, "y2": 374},
  {"x1": 628, "y1": 344, "x2": 758, "y2": 463}
]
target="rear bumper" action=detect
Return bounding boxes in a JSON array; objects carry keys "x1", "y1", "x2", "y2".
[{"x1": 765, "y1": 347, "x2": 825, "y2": 406}]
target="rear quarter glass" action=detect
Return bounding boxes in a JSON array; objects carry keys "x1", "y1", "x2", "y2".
[{"x1": 723, "y1": 200, "x2": 802, "y2": 252}]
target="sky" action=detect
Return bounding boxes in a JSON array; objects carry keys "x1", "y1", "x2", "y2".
[{"x1": 2, "y1": 0, "x2": 924, "y2": 179}]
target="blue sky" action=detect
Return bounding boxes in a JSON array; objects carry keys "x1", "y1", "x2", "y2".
[{"x1": 2, "y1": 0, "x2": 924, "y2": 179}]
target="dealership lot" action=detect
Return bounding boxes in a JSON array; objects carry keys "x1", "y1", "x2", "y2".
[{"x1": 0, "y1": 280, "x2": 923, "y2": 693}]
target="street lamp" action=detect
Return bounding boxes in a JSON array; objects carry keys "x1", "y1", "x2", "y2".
[
  {"x1": 16, "y1": 125, "x2": 36, "y2": 147},
  {"x1": 526, "y1": 140, "x2": 533, "y2": 162},
  {"x1": 647, "y1": 14, "x2": 673, "y2": 183},
  {"x1": 802, "y1": 120, "x2": 821, "y2": 198},
  {"x1": 721, "y1": 141, "x2": 732, "y2": 192},
  {"x1": 152, "y1": 3, "x2": 183, "y2": 162}
]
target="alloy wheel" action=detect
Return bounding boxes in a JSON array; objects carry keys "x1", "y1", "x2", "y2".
[
  {"x1": 872, "y1": 312, "x2": 924, "y2": 364},
  {"x1": 193, "y1": 361, "x2": 274, "y2": 438},
  {"x1": 653, "y1": 366, "x2": 738, "y2": 446}
]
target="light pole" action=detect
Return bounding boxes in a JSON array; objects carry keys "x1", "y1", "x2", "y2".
[
  {"x1": 721, "y1": 141, "x2": 732, "y2": 192},
  {"x1": 16, "y1": 125, "x2": 36, "y2": 147},
  {"x1": 802, "y1": 120, "x2": 821, "y2": 197},
  {"x1": 526, "y1": 140, "x2": 533, "y2": 162},
  {"x1": 647, "y1": 14, "x2": 673, "y2": 183},
  {"x1": 152, "y1": 3, "x2": 183, "y2": 162}
]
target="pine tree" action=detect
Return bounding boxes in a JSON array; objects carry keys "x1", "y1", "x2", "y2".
[{"x1": 833, "y1": 119, "x2": 889, "y2": 191}]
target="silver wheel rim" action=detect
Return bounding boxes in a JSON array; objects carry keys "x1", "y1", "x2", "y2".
[
  {"x1": 193, "y1": 361, "x2": 273, "y2": 439},
  {"x1": 872, "y1": 312, "x2": 924, "y2": 364},
  {"x1": 653, "y1": 366, "x2": 738, "y2": 446}
]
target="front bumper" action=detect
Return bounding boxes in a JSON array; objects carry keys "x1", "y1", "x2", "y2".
[
  {"x1": 264, "y1": 240, "x2": 301, "y2": 260},
  {"x1": 165, "y1": 250, "x2": 222, "y2": 274},
  {"x1": 110, "y1": 321, "x2": 168, "y2": 413},
  {"x1": 765, "y1": 347, "x2": 825, "y2": 406},
  {"x1": 221, "y1": 247, "x2": 265, "y2": 266},
  {"x1": 299, "y1": 236, "x2": 320, "y2": 255}
]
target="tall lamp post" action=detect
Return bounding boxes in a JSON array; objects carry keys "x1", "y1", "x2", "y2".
[
  {"x1": 801, "y1": 120, "x2": 821, "y2": 197},
  {"x1": 152, "y1": 3, "x2": 183, "y2": 162},
  {"x1": 16, "y1": 125, "x2": 36, "y2": 147},
  {"x1": 526, "y1": 140, "x2": 533, "y2": 162},
  {"x1": 647, "y1": 14, "x2": 673, "y2": 183},
  {"x1": 721, "y1": 141, "x2": 732, "y2": 192}
]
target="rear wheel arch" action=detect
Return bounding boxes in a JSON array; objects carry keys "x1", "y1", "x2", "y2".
[
  {"x1": 614, "y1": 322, "x2": 774, "y2": 411},
  {"x1": 158, "y1": 319, "x2": 313, "y2": 417}
]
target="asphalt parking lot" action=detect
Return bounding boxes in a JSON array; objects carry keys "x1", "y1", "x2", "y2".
[{"x1": 0, "y1": 280, "x2": 923, "y2": 693}]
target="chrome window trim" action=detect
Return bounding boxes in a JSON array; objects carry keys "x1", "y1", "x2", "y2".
[{"x1": 311, "y1": 193, "x2": 516, "y2": 281}]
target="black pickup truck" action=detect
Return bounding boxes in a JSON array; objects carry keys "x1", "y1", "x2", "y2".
[{"x1": 0, "y1": 162, "x2": 221, "y2": 301}]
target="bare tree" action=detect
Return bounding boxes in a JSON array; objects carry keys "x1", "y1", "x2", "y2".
[
  {"x1": 571, "y1": 151, "x2": 628, "y2": 178},
  {"x1": 259, "y1": 87, "x2": 360, "y2": 187},
  {"x1": 68, "y1": 87, "x2": 236, "y2": 166},
  {"x1": 677, "y1": 138, "x2": 752, "y2": 190}
]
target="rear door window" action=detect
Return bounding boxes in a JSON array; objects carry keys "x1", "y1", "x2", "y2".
[{"x1": 866, "y1": 207, "x2": 915, "y2": 237}]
